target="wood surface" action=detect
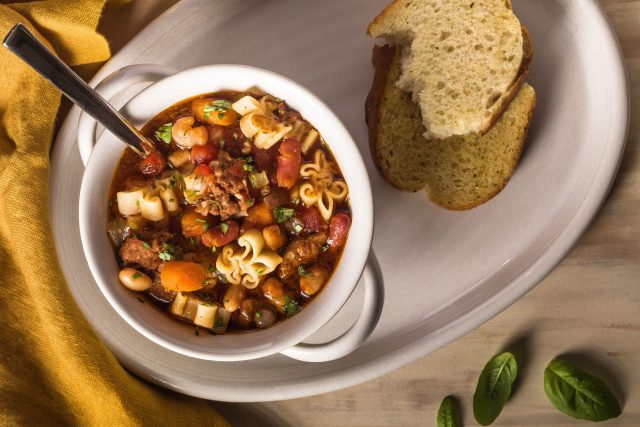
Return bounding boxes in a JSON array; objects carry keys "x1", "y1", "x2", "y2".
[{"x1": 96, "y1": 1, "x2": 639, "y2": 425}]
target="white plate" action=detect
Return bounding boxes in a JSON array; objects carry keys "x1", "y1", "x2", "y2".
[{"x1": 50, "y1": 0, "x2": 628, "y2": 401}]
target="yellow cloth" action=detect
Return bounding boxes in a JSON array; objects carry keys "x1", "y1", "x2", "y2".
[{"x1": 0, "y1": 2, "x2": 229, "y2": 425}]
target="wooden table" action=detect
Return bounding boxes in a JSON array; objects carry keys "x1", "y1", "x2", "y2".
[{"x1": 97, "y1": 1, "x2": 639, "y2": 425}]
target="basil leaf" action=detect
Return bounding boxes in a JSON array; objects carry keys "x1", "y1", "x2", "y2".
[
  {"x1": 154, "y1": 123, "x2": 172, "y2": 144},
  {"x1": 544, "y1": 358, "x2": 621, "y2": 422},
  {"x1": 473, "y1": 352, "x2": 517, "y2": 426},
  {"x1": 437, "y1": 396, "x2": 460, "y2": 427}
]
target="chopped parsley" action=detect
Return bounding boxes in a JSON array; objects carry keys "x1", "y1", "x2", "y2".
[
  {"x1": 273, "y1": 207, "x2": 295, "y2": 223},
  {"x1": 298, "y1": 265, "x2": 309, "y2": 276},
  {"x1": 195, "y1": 218, "x2": 210, "y2": 231},
  {"x1": 293, "y1": 223, "x2": 304, "y2": 234},
  {"x1": 207, "y1": 263, "x2": 216, "y2": 274},
  {"x1": 132, "y1": 272, "x2": 142, "y2": 279},
  {"x1": 242, "y1": 163, "x2": 254, "y2": 172},
  {"x1": 284, "y1": 296, "x2": 301, "y2": 317},
  {"x1": 154, "y1": 123, "x2": 172, "y2": 144},
  {"x1": 141, "y1": 241, "x2": 151, "y2": 250},
  {"x1": 185, "y1": 189, "x2": 200, "y2": 199},
  {"x1": 219, "y1": 222, "x2": 230, "y2": 234},
  {"x1": 211, "y1": 246, "x2": 217, "y2": 254},
  {"x1": 255, "y1": 311, "x2": 262, "y2": 318},
  {"x1": 159, "y1": 242, "x2": 181, "y2": 261},
  {"x1": 293, "y1": 197, "x2": 301, "y2": 205},
  {"x1": 203, "y1": 99, "x2": 232, "y2": 120},
  {"x1": 168, "y1": 198, "x2": 175, "y2": 203},
  {"x1": 244, "y1": 155, "x2": 253, "y2": 163},
  {"x1": 246, "y1": 198, "x2": 255, "y2": 207},
  {"x1": 219, "y1": 139, "x2": 225, "y2": 148},
  {"x1": 254, "y1": 267, "x2": 265, "y2": 275},
  {"x1": 137, "y1": 297, "x2": 145, "y2": 304},
  {"x1": 321, "y1": 244, "x2": 329, "y2": 253}
]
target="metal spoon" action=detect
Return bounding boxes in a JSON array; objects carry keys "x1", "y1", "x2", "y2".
[{"x1": 2, "y1": 23, "x2": 153, "y2": 158}]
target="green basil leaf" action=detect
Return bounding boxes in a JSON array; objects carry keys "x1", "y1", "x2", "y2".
[
  {"x1": 473, "y1": 352, "x2": 517, "y2": 425},
  {"x1": 437, "y1": 396, "x2": 460, "y2": 427},
  {"x1": 544, "y1": 358, "x2": 621, "y2": 422}
]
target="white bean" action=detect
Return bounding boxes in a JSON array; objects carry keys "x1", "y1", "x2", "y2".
[
  {"x1": 223, "y1": 284, "x2": 246, "y2": 312},
  {"x1": 118, "y1": 268, "x2": 152, "y2": 292}
]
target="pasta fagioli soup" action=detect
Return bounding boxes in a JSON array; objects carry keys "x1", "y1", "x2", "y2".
[{"x1": 107, "y1": 91, "x2": 351, "y2": 334}]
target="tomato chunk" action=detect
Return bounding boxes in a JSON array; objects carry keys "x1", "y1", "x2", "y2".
[
  {"x1": 299, "y1": 206, "x2": 327, "y2": 233},
  {"x1": 276, "y1": 139, "x2": 301, "y2": 189},
  {"x1": 138, "y1": 151, "x2": 166, "y2": 176},
  {"x1": 327, "y1": 212, "x2": 350, "y2": 253},
  {"x1": 201, "y1": 219, "x2": 239, "y2": 248},
  {"x1": 191, "y1": 142, "x2": 219, "y2": 165},
  {"x1": 194, "y1": 163, "x2": 213, "y2": 176},
  {"x1": 160, "y1": 261, "x2": 206, "y2": 292}
]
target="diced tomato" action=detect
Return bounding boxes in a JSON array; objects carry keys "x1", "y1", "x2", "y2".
[
  {"x1": 191, "y1": 142, "x2": 219, "y2": 164},
  {"x1": 327, "y1": 212, "x2": 351, "y2": 253},
  {"x1": 138, "y1": 151, "x2": 166, "y2": 176},
  {"x1": 299, "y1": 206, "x2": 327, "y2": 233},
  {"x1": 201, "y1": 219, "x2": 239, "y2": 248},
  {"x1": 276, "y1": 139, "x2": 301, "y2": 189},
  {"x1": 194, "y1": 163, "x2": 213, "y2": 176}
]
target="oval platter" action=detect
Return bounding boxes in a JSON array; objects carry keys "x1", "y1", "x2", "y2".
[{"x1": 50, "y1": 0, "x2": 628, "y2": 401}]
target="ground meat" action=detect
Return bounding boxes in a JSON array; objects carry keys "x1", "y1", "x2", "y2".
[
  {"x1": 147, "y1": 271, "x2": 176, "y2": 303},
  {"x1": 118, "y1": 231, "x2": 173, "y2": 271},
  {"x1": 195, "y1": 151, "x2": 251, "y2": 220},
  {"x1": 278, "y1": 232, "x2": 328, "y2": 280}
]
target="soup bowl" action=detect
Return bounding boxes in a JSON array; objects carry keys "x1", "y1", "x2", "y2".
[{"x1": 77, "y1": 64, "x2": 383, "y2": 362}]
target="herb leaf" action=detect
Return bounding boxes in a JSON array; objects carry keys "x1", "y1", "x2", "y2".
[
  {"x1": 132, "y1": 272, "x2": 142, "y2": 279},
  {"x1": 141, "y1": 241, "x2": 151, "y2": 250},
  {"x1": 473, "y1": 352, "x2": 518, "y2": 425},
  {"x1": 219, "y1": 222, "x2": 229, "y2": 234},
  {"x1": 273, "y1": 207, "x2": 294, "y2": 224},
  {"x1": 544, "y1": 358, "x2": 621, "y2": 422},
  {"x1": 298, "y1": 265, "x2": 308, "y2": 276},
  {"x1": 154, "y1": 123, "x2": 173, "y2": 144},
  {"x1": 203, "y1": 99, "x2": 232, "y2": 120},
  {"x1": 158, "y1": 242, "x2": 181, "y2": 261},
  {"x1": 437, "y1": 396, "x2": 460, "y2": 427},
  {"x1": 284, "y1": 296, "x2": 300, "y2": 316}
]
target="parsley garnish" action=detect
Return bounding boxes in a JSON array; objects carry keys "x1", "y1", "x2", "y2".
[
  {"x1": 211, "y1": 246, "x2": 217, "y2": 254},
  {"x1": 321, "y1": 244, "x2": 329, "y2": 253},
  {"x1": 273, "y1": 207, "x2": 294, "y2": 223},
  {"x1": 298, "y1": 265, "x2": 309, "y2": 276},
  {"x1": 254, "y1": 267, "x2": 265, "y2": 275},
  {"x1": 207, "y1": 263, "x2": 216, "y2": 274},
  {"x1": 158, "y1": 242, "x2": 181, "y2": 261},
  {"x1": 293, "y1": 223, "x2": 304, "y2": 233},
  {"x1": 141, "y1": 241, "x2": 151, "y2": 250},
  {"x1": 255, "y1": 311, "x2": 262, "y2": 318},
  {"x1": 246, "y1": 198, "x2": 255, "y2": 207},
  {"x1": 293, "y1": 197, "x2": 301, "y2": 205},
  {"x1": 195, "y1": 218, "x2": 210, "y2": 231},
  {"x1": 137, "y1": 297, "x2": 145, "y2": 304},
  {"x1": 132, "y1": 272, "x2": 142, "y2": 279},
  {"x1": 219, "y1": 222, "x2": 229, "y2": 234},
  {"x1": 219, "y1": 139, "x2": 225, "y2": 148},
  {"x1": 203, "y1": 99, "x2": 232, "y2": 120},
  {"x1": 284, "y1": 296, "x2": 301, "y2": 317},
  {"x1": 154, "y1": 123, "x2": 172, "y2": 144},
  {"x1": 243, "y1": 163, "x2": 254, "y2": 172},
  {"x1": 168, "y1": 198, "x2": 175, "y2": 203}
]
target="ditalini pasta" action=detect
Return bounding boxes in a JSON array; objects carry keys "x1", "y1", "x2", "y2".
[{"x1": 107, "y1": 90, "x2": 352, "y2": 335}]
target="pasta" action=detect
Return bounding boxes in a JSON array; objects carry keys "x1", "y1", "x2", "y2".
[
  {"x1": 299, "y1": 149, "x2": 349, "y2": 221},
  {"x1": 232, "y1": 95, "x2": 292, "y2": 149},
  {"x1": 216, "y1": 229, "x2": 283, "y2": 289},
  {"x1": 116, "y1": 172, "x2": 182, "y2": 220}
]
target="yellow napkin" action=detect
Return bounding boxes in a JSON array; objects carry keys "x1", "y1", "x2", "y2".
[{"x1": 0, "y1": 2, "x2": 229, "y2": 425}]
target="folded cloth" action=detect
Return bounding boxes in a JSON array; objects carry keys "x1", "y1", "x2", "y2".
[{"x1": 0, "y1": 2, "x2": 229, "y2": 425}]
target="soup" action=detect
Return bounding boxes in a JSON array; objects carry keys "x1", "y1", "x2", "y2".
[{"x1": 106, "y1": 91, "x2": 351, "y2": 335}]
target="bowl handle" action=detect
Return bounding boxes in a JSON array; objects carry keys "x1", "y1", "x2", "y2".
[
  {"x1": 280, "y1": 250, "x2": 384, "y2": 362},
  {"x1": 77, "y1": 64, "x2": 176, "y2": 166}
]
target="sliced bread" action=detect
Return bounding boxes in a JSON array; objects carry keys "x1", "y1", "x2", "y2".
[
  {"x1": 368, "y1": 0, "x2": 525, "y2": 139},
  {"x1": 365, "y1": 44, "x2": 536, "y2": 210}
]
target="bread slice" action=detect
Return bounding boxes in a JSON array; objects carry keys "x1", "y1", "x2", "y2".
[
  {"x1": 365, "y1": 44, "x2": 536, "y2": 210},
  {"x1": 368, "y1": 0, "x2": 525, "y2": 139}
]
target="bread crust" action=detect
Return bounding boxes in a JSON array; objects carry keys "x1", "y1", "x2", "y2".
[
  {"x1": 479, "y1": 26, "x2": 534, "y2": 135},
  {"x1": 365, "y1": 44, "x2": 413, "y2": 192}
]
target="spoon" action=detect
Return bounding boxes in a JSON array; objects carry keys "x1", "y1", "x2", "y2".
[{"x1": 2, "y1": 23, "x2": 153, "y2": 158}]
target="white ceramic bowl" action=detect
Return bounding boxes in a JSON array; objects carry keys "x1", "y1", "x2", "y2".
[{"x1": 78, "y1": 65, "x2": 383, "y2": 362}]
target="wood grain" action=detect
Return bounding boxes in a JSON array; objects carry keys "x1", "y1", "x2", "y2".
[{"x1": 98, "y1": 1, "x2": 640, "y2": 425}]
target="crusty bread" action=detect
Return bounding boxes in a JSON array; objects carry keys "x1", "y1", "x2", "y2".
[
  {"x1": 368, "y1": 0, "x2": 525, "y2": 139},
  {"x1": 365, "y1": 45, "x2": 536, "y2": 210}
]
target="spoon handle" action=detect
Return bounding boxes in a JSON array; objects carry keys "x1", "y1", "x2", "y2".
[{"x1": 2, "y1": 23, "x2": 152, "y2": 158}]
